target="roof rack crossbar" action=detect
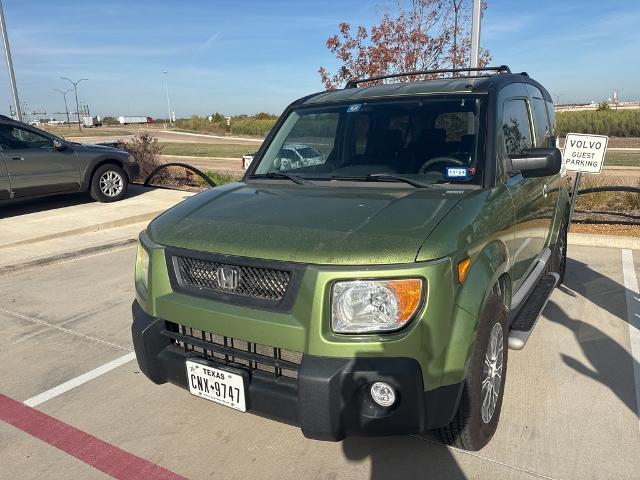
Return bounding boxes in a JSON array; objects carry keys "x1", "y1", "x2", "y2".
[{"x1": 344, "y1": 65, "x2": 511, "y2": 89}]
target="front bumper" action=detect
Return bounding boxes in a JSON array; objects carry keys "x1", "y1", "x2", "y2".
[{"x1": 132, "y1": 300, "x2": 462, "y2": 441}]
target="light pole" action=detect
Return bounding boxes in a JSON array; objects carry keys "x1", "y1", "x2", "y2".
[
  {"x1": 61, "y1": 76, "x2": 87, "y2": 131},
  {"x1": 54, "y1": 88, "x2": 72, "y2": 128},
  {"x1": 469, "y1": 0, "x2": 482, "y2": 69},
  {"x1": 163, "y1": 70, "x2": 173, "y2": 126},
  {"x1": 0, "y1": 0, "x2": 21, "y2": 121}
]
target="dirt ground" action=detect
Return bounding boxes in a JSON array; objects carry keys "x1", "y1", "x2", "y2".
[{"x1": 571, "y1": 223, "x2": 640, "y2": 237}]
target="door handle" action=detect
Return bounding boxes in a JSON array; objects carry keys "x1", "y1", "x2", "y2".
[
  {"x1": 542, "y1": 184, "x2": 548, "y2": 198},
  {"x1": 11, "y1": 156, "x2": 24, "y2": 161}
]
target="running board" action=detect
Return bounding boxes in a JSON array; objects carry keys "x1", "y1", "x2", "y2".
[{"x1": 508, "y1": 272, "x2": 559, "y2": 350}]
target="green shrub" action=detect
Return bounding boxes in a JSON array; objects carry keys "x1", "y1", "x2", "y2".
[
  {"x1": 174, "y1": 114, "x2": 278, "y2": 137},
  {"x1": 557, "y1": 110, "x2": 640, "y2": 137}
]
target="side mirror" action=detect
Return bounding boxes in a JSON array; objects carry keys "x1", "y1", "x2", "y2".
[
  {"x1": 510, "y1": 148, "x2": 561, "y2": 178},
  {"x1": 53, "y1": 139, "x2": 65, "y2": 151}
]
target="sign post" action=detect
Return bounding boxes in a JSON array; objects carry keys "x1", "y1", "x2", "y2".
[{"x1": 563, "y1": 133, "x2": 609, "y2": 231}]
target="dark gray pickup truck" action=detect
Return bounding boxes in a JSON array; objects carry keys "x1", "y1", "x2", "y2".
[{"x1": 0, "y1": 115, "x2": 139, "y2": 203}]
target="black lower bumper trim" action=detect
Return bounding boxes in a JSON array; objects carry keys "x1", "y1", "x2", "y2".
[{"x1": 131, "y1": 300, "x2": 462, "y2": 440}]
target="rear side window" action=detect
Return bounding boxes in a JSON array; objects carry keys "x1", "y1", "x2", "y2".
[
  {"x1": 502, "y1": 99, "x2": 533, "y2": 156},
  {"x1": 531, "y1": 98, "x2": 551, "y2": 147},
  {"x1": 546, "y1": 101, "x2": 557, "y2": 143}
]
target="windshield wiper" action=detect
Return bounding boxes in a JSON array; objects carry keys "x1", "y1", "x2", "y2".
[
  {"x1": 249, "y1": 171, "x2": 310, "y2": 185},
  {"x1": 366, "y1": 174, "x2": 434, "y2": 188},
  {"x1": 329, "y1": 174, "x2": 433, "y2": 188}
]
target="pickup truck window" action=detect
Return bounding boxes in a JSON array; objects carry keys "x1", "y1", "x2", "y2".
[
  {"x1": 255, "y1": 97, "x2": 485, "y2": 185},
  {"x1": 502, "y1": 99, "x2": 533, "y2": 156}
]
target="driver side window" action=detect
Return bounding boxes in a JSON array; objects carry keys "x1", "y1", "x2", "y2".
[{"x1": 0, "y1": 125, "x2": 53, "y2": 150}]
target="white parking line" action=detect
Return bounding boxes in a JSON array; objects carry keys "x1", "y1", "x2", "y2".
[
  {"x1": 24, "y1": 352, "x2": 136, "y2": 407},
  {"x1": 621, "y1": 249, "x2": 640, "y2": 430}
]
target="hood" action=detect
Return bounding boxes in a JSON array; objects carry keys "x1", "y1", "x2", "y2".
[
  {"x1": 148, "y1": 182, "x2": 468, "y2": 265},
  {"x1": 73, "y1": 142, "x2": 127, "y2": 155}
]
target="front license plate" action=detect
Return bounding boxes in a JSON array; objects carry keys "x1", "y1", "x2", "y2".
[{"x1": 186, "y1": 360, "x2": 246, "y2": 412}]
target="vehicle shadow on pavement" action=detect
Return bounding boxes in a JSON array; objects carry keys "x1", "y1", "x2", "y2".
[
  {"x1": 544, "y1": 299, "x2": 639, "y2": 417},
  {"x1": 0, "y1": 186, "x2": 148, "y2": 219},
  {"x1": 563, "y1": 257, "x2": 628, "y2": 323},
  {"x1": 342, "y1": 435, "x2": 467, "y2": 479}
]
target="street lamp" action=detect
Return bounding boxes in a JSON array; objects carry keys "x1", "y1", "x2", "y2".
[
  {"x1": 61, "y1": 76, "x2": 87, "y2": 131},
  {"x1": 163, "y1": 70, "x2": 173, "y2": 126},
  {"x1": 0, "y1": 0, "x2": 21, "y2": 122},
  {"x1": 54, "y1": 88, "x2": 72, "y2": 128}
]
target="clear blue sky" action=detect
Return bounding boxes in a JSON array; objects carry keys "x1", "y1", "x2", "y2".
[{"x1": 0, "y1": 0, "x2": 638, "y2": 119}]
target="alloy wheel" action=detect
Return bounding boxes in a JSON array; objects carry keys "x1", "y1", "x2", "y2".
[
  {"x1": 99, "y1": 171, "x2": 124, "y2": 197},
  {"x1": 481, "y1": 322, "x2": 504, "y2": 423}
]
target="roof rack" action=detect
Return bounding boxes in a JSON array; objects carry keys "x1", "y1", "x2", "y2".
[{"x1": 344, "y1": 65, "x2": 511, "y2": 89}]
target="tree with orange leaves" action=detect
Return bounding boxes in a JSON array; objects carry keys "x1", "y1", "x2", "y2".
[{"x1": 319, "y1": 0, "x2": 491, "y2": 90}]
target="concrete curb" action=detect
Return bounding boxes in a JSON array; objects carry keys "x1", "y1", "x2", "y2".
[
  {"x1": 568, "y1": 233, "x2": 640, "y2": 249},
  {"x1": 0, "y1": 239, "x2": 138, "y2": 276},
  {"x1": 0, "y1": 210, "x2": 165, "y2": 251}
]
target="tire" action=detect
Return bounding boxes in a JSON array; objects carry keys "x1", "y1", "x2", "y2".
[
  {"x1": 552, "y1": 217, "x2": 568, "y2": 285},
  {"x1": 437, "y1": 294, "x2": 508, "y2": 451},
  {"x1": 90, "y1": 164, "x2": 128, "y2": 202}
]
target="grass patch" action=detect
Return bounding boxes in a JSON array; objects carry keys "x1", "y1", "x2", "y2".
[
  {"x1": 557, "y1": 110, "x2": 640, "y2": 137},
  {"x1": 576, "y1": 175, "x2": 640, "y2": 211},
  {"x1": 159, "y1": 142, "x2": 253, "y2": 158},
  {"x1": 604, "y1": 151, "x2": 640, "y2": 167},
  {"x1": 199, "y1": 170, "x2": 242, "y2": 187},
  {"x1": 41, "y1": 126, "x2": 135, "y2": 138}
]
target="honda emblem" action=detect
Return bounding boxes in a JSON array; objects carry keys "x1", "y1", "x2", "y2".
[{"x1": 216, "y1": 266, "x2": 239, "y2": 290}]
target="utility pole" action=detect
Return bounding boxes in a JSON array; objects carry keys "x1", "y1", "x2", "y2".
[
  {"x1": 54, "y1": 88, "x2": 72, "y2": 128},
  {"x1": 0, "y1": 0, "x2": 21, "y2": 121},
  {"x1": 469, "y1": 0, "x2": 482, "y2": 69},
  {"x1": 61, "y1": 76, "x2": 87, "y2": 131},
  {"x1": 163, "y1": 70, "x2": 173, "y2": 126}
]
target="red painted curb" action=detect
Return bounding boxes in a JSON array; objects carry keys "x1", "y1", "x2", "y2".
[{"x1": 0, "y1": 394, "x2": 187, "y2": 480}]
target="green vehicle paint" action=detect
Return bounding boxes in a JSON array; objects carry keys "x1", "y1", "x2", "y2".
[{"x1": 133, "y1": 71, "x2": 569, "y2": 444}]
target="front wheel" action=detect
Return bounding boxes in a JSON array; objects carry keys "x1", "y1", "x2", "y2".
[
  {"x1": 90, "y1": 164, "x2": 128, "y2": 202},
  {"x1": 437, "y1": 294, "x2": 508, "y2": 451}
]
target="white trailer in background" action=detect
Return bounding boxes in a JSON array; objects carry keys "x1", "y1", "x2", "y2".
[
  {"x1": 118, "y1": 116, "x2": 153, "y2": 125},
  {"x1": 82, "y1": 116, "x2": 101, "y2": 127}
]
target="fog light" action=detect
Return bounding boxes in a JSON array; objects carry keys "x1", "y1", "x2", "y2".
[{"x1": 370, "y1": 382, "x2": 396, "y2": 407}]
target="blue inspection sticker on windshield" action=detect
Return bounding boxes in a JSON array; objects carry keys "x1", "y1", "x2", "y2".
[
  {"x1": 346, "y1": 104, "x2": 361, "y2": 113},
  {"x1": 445, "y1": 167, "x2": 469, "y2": 178},
  {"x1": 445, "y1": 166, "x2": 476, "y2": 180}
]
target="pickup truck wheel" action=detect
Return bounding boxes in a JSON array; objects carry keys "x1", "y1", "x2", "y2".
[
  {"x1": 90, "y1": 164, "x2": 128, "y2": 202},
  {"x1": 437, "y1": 294, "x2": 508, "y2": 451}
]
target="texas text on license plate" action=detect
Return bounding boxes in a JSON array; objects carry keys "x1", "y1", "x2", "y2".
[{"x1": 186, "y1": 360, "x2": 246, "y2": 412}]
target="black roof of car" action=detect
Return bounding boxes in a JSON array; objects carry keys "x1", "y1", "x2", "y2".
[{"x1": 298, "y1": 66, "x2": 553, "y2": 106}]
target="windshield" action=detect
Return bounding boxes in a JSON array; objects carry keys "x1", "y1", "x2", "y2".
[{"x1": 253, "y1": 96, "x2": 485, "y2": 185}]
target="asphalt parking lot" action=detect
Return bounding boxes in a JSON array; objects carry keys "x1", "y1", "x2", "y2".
[{"x1": 0, "y1": 242, "x2": 638, "y2": 480}]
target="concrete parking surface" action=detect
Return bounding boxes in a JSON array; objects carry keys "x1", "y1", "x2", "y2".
[
  {"x1": 0, "y1": 244, "x2": 638, "y2": 479},
  {"x1": 0, "y1": 186, "x2": 192, "y2": 270}
]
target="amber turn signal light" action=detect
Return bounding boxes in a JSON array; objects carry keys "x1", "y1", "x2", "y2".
[{"x1": 457, "y1": 258, "x2": 471, "y2": 284}]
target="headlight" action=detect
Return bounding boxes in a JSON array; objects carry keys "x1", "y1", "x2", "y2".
[
  {"x1": 331, "y1": 278, "x2": 423, "y2": 334},
  {"x1": 135, "y1": 242, "x2": 150, "y2": 294},
  {"x1": 127, "y1": 154, "x2": 136, "y2": 163}
]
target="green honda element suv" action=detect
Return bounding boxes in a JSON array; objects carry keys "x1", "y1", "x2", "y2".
[{"x1": 132, "y1": 65, "x2": 568, "y2": 451}]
